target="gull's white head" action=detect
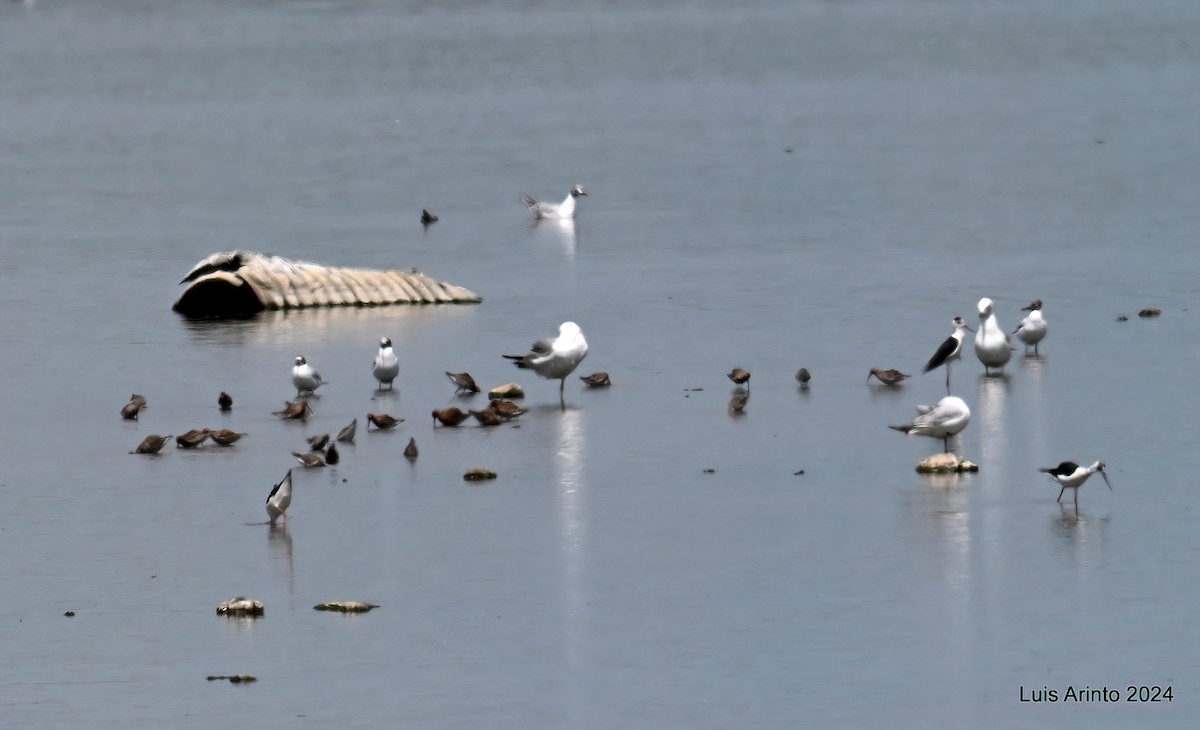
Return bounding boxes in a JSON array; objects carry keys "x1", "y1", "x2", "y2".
[
  {"x1": 295, "y1": 356, "x2": 307, "y2": 366},
  {"x1": 559, "y1": 321, "x2": 582, "y2": 338},
  {"x1": 569, "y1": 185, "x2": 587, "y2": 198},
  {"x1": 977, "y1": 298, "x2": 994, "y2": 318},
  {"x1": 380, "y1": 337, "x2": 392, "y2": 348}
]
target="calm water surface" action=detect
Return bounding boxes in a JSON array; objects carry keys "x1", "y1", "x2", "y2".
[{"x1": 1, "y1": 0, "x2": 1198, "y2": 727}]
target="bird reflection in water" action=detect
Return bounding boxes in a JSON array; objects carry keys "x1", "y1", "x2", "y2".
[{"x1": 555, "y1": 406, "x2": 588, "y2": 667}]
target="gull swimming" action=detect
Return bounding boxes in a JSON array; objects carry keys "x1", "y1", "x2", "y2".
[
  {"x1": 266, "y1": 469, "x2": 293, "y2": 526},
  {"x1": 1039, "y1": 460, "x2": 1112, "y2": 509},
  {"x1": 292, "y1": 356, "x2": 326, "y2": 395},
  {"x1": 522, "y1": 185, "x2": 587, "y2": 220},
  {"x1": 924, "y1": 316, "x2": 972, "y2": 394},
  {"x1": 503, "y1": 321, "x2": 589, "y2": 406},
  {"x1": 372, "y1": 337, "x2": 400, "y2": 389},
  {"x1": 1013, "y1": 299, "x2": 1048, "y2": 356},
  {"x1": 974, "y1": 298, "x2": 1013, "y2": 375},
  {"x1": 889, "y1": 396, "x2": 971, "y2": 453}
]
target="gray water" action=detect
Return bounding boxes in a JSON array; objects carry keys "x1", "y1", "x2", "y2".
[{"x1": 2, "y1": 0, "x2": 1198, "y2": 726}]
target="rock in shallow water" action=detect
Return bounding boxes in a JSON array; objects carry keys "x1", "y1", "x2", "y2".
[
  {"x1": 216, "y1": 597, "x2": 264, "y2": 616},
  {"x1": 464, "y1": 468, "x2": 498, "y2": 481},
  {"x1": 313, "y1": 602, "x2": 380, "y2": 613},
  {"x1": 207, "y1": 675, "x2": 257, "y2": 683},
  {"x1": 487, "y1": 383, "x2": 524, "y2": 399},
  {"x1": 916, "y1": 453, "x2": 979, "y2": 474}
]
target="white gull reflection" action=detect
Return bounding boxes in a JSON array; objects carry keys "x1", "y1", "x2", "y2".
[
  {"x1": 976, "y1": 374, "x2": 1010, "y2": 485},
  {"x1": 531, "y1": 217, "x2": 578, "y2": 259},
  {"x1": 555, "y1": 406, "x2": 588, "y2": 669}
]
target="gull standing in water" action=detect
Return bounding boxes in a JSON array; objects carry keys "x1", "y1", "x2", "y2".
[
  {"x1": 372, "y1": 337, "x2": 399, "y2": 389},
  {"x1": 292, "y1": 356, "x2": 326, "y2": 395},
  {"x1": 1013, "y1": 299, "x2": 1048, "y2": 356},
  {"x1": 266, "y1": 469, "x2": 293, "y2": 526},
  {"x1": 522, "y1": 185, "x2": 587, "y2": 221},
  {"x1": 503, "y1": 321, "x2": 589, "y2": 407},
  {"x1": 974, "y1": 297, "x2": 1013, "y2": 375},
  {"x1": 1039, "y1": 461, "x2": 1112, "y2": 509},
  {"x1": 923, "y1": 316, "x2": 972, "y2": 394},
  {"x1": 889, "y1": 396, "x2": 971, "y2": 453}
]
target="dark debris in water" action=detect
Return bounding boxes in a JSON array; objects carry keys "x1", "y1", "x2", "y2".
[{"x1": 207, "y1": 675, "x2": 257, "y2": 684}]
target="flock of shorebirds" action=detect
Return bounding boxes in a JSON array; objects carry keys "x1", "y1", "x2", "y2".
[
  {"x1": 870, "y1": 295, "x2": 1109, "y2": 509},
  {"x1": 724, "y1": 293, "x2": 1111, "y2": 511},
  {"x1": 127, "y1": 186, "x2": 1108, "y2": 521},
  {"x1": 125, "y1": 320, "x2": 606, "y2": 525}
]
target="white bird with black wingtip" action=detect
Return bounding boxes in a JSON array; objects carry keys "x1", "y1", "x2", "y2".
[
  {"x1": 1013, "y1": 299, "x2": 1048, "y2": 356},
  {"x1": 292, "y1": 355, "x2": 326, "y2": 395},
  {"x1": 522, "y1": 185, "x2": 587, "y2": 220},
  {"x1": 266, "y1": 469, "x2": 293, "y2": 526},
  {"x1": 503, "y1": 321, "x2": 588, "y2": 406},
  {"x1": 1039, "y1": 460, "x2": 1112, "y2": 508},
  {"x1": 372, "y1": 337, "x2": 399, "y2": 389},
  {"x1": 889, "y1": 396, "x2": 971, "y2": 453}
]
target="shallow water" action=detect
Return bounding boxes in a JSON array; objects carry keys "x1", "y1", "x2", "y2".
[{"x1": 1, "y1": 0, "x2": 1198, "y2": 726}]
